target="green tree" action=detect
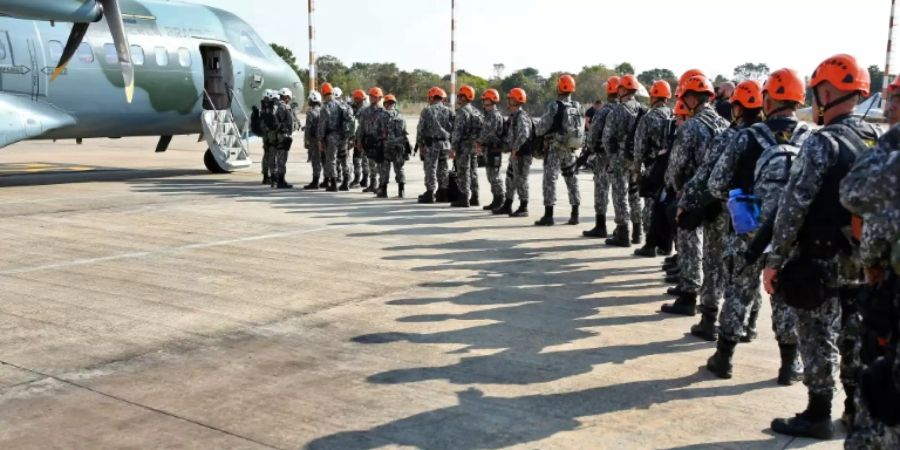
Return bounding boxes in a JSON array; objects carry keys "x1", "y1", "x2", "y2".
[
  {"x1": 315, "y1": 55, "x2": 347, "y2": 84},
  {"x1": 637, "y1": 68, "x2": 677, "y2": 90},
  {"x1": 868, "y1": 65, "x2": 885, "y2": 95},
  {"x1": 615, "y1": 62, "x2": 635, "y2": 75},
  {"x1": 733, "y1": 63, "x2": 769, "y2": 82},
  {"x1": 270, "y1": 43, "x2": 301, "y2": 76},
  {"x1": 576, "y1": 64, "x2": 616, "y2": 103},
  {"x1": 713, "y1": 74, "x2": 729, "y2": 85}
]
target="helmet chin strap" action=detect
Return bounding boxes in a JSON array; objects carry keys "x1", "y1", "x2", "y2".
[{"x1": 813, "y1": 87, "x2": 858, "y2": 126}]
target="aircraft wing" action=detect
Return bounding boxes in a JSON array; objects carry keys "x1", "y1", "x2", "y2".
[{"x1": 0, "y1": 92, "x2": 76, "y2": 148}]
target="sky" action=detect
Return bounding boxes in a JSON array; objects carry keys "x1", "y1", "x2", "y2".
[{"x1": 200, "y1": 0, "x2": 893, "y2": 82}]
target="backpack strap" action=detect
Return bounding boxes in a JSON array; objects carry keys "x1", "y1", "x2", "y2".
[{"x1": 747, "y1": 122, "x2": 797, "y2": 183}]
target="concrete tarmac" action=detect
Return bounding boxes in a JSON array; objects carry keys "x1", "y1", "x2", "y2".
[{"x1": 0, "y1": 134, "x2": 843, "y2": 449}]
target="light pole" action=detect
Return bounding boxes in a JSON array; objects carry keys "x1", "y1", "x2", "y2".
[
  {"x1": 450, "y1": 0, "x2": 456, "y2": 108},
  {"x1": 308, "y1": 0, "x2": 317, "y2": 94}
]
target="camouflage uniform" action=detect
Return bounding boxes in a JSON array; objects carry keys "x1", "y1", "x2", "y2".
[
  {"x1": 767, "y1": 115, "x2": 881, "y2": 399},
  {"x1": 416, "y1": 103, "x2": 454, "y2": 193},
  {"x1": 350, "y1": 100, "x2": 370, "y2": 183},
  {"x1": 633, "y1": 104, "x2": 673, "y2": 235},
  {"x1": 602, "y1": 96, "x2": 644, "y2": 228},
  {"x1": 317, "y1": 97, "x2": 355, "y2": 181},
  {"x1": 357, "y1": 104, "x2": 389, "y2": 189},
  {"x1": 452, "y1": 103, "x2": 483, "y2": 200},
  {"x1": 588, "y1": 100, "x2": 617, "y2": 219},
  {"x1": 478, "y1": 107, "x2": 506, "y2": 201},
  {"x1": 535, "y1": 95, "x2": 583, "y2": 207},
  {"x1": 379, "y1": 108, "x2": 408, "y2": 185},
  {"x1": 665, "y1": 104, "x2": 729, "y2": 294},
  {"x1": 271, "y1": 99, "x2": 295, "y2": 179},
  {"x1": 505, "y1": 108, "x2": 533, "y2": 203},
  {"x1": 304, "y1": 104, "x2": 322, "y2": 181}
]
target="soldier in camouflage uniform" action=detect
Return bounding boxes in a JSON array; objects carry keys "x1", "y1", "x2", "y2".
[
  {"x1": 357, "y1": 88, "x2": 387, "y2": 194},
  {"x1": 258, "y1": 90, "x2": 279, "y2": 185},
  {"x1": 704, "y1": 70, "x2": 809, "y2": 385},
  {"x1": 765, "y1": 55, "x2": 881, "y2": 440},
  {"x1": 376, "y1": 95, "x2": 409, "y2": 198},
  {"x1": 534, "y1": 74, "x2": 583, "y2": 226},
  {"x1": 302, "y1": 91, "x2": 323, "y2": 190},
  {"x1": 602, "y1": 74, "x2": 646, "y2": 246},
  {"x1": 417, "y1": 87, "x2": 454, "y2": 204},
  {"x1": 494, "y1": 87, "x2": 533, "y2": 217},
  {"x1": 317, "y1": 83, "x2": 355, "y2": 192},
  {"x1": 477, "y1": 89, "x2": 506, "y2": 211},
  {"x1": 270, "y1": 88, "x2": 296, "y2": 189},
  {"x1": 632, "y1": 80, "x2": 673, "y2": 255},
  {"x1": 661, "y1": 75, "x2": 729, "y2": 316},
  {"x1": 582, "y1": 76, "x2": 620, "y2": 238},
  {"x1": 349, "y1": 90, "x2": 370, "y2": 189},
  {"x1": 450, "y1": 85, "x2": 484, "y2": 208},
  {"x1": 333, "y1": 88, "x2": 355, "y2": 189}
]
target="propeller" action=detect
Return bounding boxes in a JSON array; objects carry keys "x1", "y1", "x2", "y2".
[{"x1": 51, "y1": 0, "x2": 135, "y2": 103}]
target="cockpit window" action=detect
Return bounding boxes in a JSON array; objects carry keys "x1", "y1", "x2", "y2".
[
  {"x1": 209, "y1": 7, "x2": 278, "y2": 60},
  {"x1": 239, "y1": 31, "x2": 265, "y2": 59}
]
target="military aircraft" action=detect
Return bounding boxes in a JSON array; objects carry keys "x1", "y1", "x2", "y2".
[{"x1": 0, "y1": 0, "x2": 304, "y2": 173}]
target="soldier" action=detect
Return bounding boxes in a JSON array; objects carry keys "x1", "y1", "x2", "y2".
[
  {"x1": 332, "y1": 87, "x2": 355, "y2": 190},
  {"x1": 477, "y1": 88, "x2": 507, "y2": 211},
  {"x1": 416, "y1": 87, "x2": 454, "y2": 204},
  {"x1": 357, "y1": 87, "x2": 387, "y2": 194},
  {"x1": 259, "y1": 90, "x2": 279, "y2": 186},
  {"x1": 602, "y1": 74, "x2": 647, "y2": 246},
  {"x1": 632, "y1": 80, "x2": 673, "y2": 256},
  {"x1": 450, "y1": 85, "x2": 484, "y2": 208},
  {"x1": 349, "y1": 89, "x2": 370, "y2": 189},
  {"x1": 302, "y1": 91, "x2": 323, "y2": 190},
  {"x1": 377, "y1": 94, "x2": 409, "y2": 198},
  {"x1": 715, "y1": 81, "x2": 735, "y2": 121},
  {"x1": 763, "y1": 54, "x2": 880, "y2": 440},
  {"x1": 493, "y1": 87, "x2": 532, "y2": 217},
  {"x1": 703, "y1": 70, "x2": 810, "y2": 386},
  {"x1": 317, "y1": 83, "x2": 355, "y2": 192},
  {"x1": 660, "y1": 73, "x2": 729, "y2": 316},
  {"x1": 582, "y1": 76, "x2": 620, "y2": 238},
  {"x1": 269, "y1": 88, "x2": 296, "y2": 189},
  {"x1": 534, "y1": 74, "x2": 583, "y2": 226}
]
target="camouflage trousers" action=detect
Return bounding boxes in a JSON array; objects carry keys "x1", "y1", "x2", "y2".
[
  {"x1": 367, "y1": 152, "x2": 381, "y2": 189},
  {"x1": 485, "y1": 151, "x2": 505, "y2": 199},
  {"x1": 542, "y1": 145, "x2": 580, "y2": 207},
  {"x1": 593, "y1": 153, "x2": 610, "y2": 217},
  {"x1": 323, "y1": 134, "x2": 344, "y2": 179},
  {"x1": 846, "y1": 402, "x2": 900, "y2": 450},
  {"x1": 454, "y1": 145, "x2": 476, "y2": 198},
  {"x1": 469, "y1": 154, "x2": 479, "y2": 194},
  {"x1": 609, "y1": 157, "x2": 641, "y2": 228},
  {"x1": 794, "y1": 270, "x2": 841, "y2": 395},
  {"x1": 262, "y1": 142, "x2": 275, "y2": 177},
  {"x1": 353, "y1": 152, "x2": 369, "y2": 179},
  {"x1": 699, "y1": 211, "x2": 727, "y2": 312},
  {"x1": 505, "y1": 154, "x2": 533, "y2": 203},
  {"x1": 676, "y1": 226, "x2": 702, "y2": 293},
  {"x1": 643, "y1": 199, "x2": 653, "y2": 236},
  {"x1": 840, "y1": 289, "x2": 864, "y2": 392},
  {"x1": 272, "y1": 148, "x2": 289, "y2": 178},
  {"x1": 308, "y1": 144, "x2": 323, "y2": 180},
  {"x1": 379, "y1": 149, "x2": 406, "y2": 185},
  {"x1": 424, "y1": 143, "x2": 450, "y2": 192}
]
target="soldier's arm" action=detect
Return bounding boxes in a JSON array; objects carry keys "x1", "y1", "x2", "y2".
[
  {"x1": 510, "y1": 114, "x2": 529, "y2": 151},
  {"x1": 665, "y1": 124, "x2": 692, "y2": 190},
  {"x1": 316, "y1": 106, "x2": 328, "y2": 140},
  {"x1": 416, "y1": 109, "x2": 427, "y2": 145},
  {"x1": 533, "y1": 102, "x2": 556, "y2": 137},
  {"x1": 632, "y1": 115, "x2": 652, "y2": 174},
  {"x1": 451, "y1": 110, "x2": 466, "y2": 148},
  {"x1": 767, "y1": 135, "x2": 834, "y2": 270},
  {"x1": 708, "y1": 132, "x2": 747, "y2": 201},
  {"x1": 840, "y1": 148, "x2": 894, "y2": 215},
  {"x1": 601, "y1": 108, "x2": 620, "y2": 155}
]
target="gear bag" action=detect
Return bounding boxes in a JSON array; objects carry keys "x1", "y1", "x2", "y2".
[{"x1": 554, "y1": 100, "x2": 585, "y2": 150}]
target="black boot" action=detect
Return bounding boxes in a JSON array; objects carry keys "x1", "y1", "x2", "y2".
[
  {"x1": 583, "y1": 217, "x2": 608, "y2": 238},
  {"x1": 451, "y1": 196, "x2": 470, "y2": 207},
  {"x1": 534, "y1": 206, "x2": 554, "y2": 226},
  {"x1": 376, "y1": 183, "x2": 388, "y2": 198},
  {"x1": 706, "y1": 338, "x2": 737, "y2": 379},
  {"x1": 605, "y1": 225, "x2": 631, "y2": 247},
  {"x1": 339, "y1": 178, "x2": 350, "y2": 191},
  {"x1": 666, "y1": 286, "x2": 689, "y2": 297},
  {"x1": 771, "y1": 392, "x2": 834, "y2": 440},
  {"x1": 360, "y1": 174, "x2": 369, "y2": 188},
  {"x1": 741, "y1": 309, "x2": 760, "y2": 343},
  {"x1": 567, "y1": 206, "x2": 579, "y2": 225},
  {"x1": 660, "y1": 293, "x2": 697, "y2": 316},
  {"x1": 303, "y1": 176, "x2": 320, "y2": 190},
  {"x1": 777, "y1": 343, "x2": 803, "y2": 386},
  {"x1": 690, "y1": 306, "x2": 719, "y2": 341},
  {"x1": 417, "y1": 190, "x2": 435, "y2": 204},
  {"x1": 656, "y1": 245, "x2": 673, "y2": 256},
  {"x1": 510, "y1": 201, "x2": 529, "y2": 217},
  {"x1": 484, "y1": 195, "x2": 501, "y2": 211},
  {"x1": 326, "y1": 178, "x2": 338, "y2": 192},
  {"x1": 494, "y1": 199, "x2": 513, "y2": 215},
  {"x1": 634, "y1": 244, "x2": 657, "y2": 257},
  {"x1": 435, "y1": 187, "x2": 448, "y2": 202},
  {"x1": 632, "y1": 226, "x2": 642, "y2": 244},
  {"x1": 470, "y1": 190, "x2": 480, "y2": 207},
  {"x1": 276, "y1": 174, "x2": 293, "y2": 189},
  {"x1": 663, "y1": 256, "x2": 679, "y2": 270},
  {"x1": 262, "y1": 174, "x2": 271, "y2": 185},
  {"x1": 349, "y1": 174, "x2": 360, "y2": 189},
  {"x1": 397, "y1": 182, "x2": 405, "y2": 199}
]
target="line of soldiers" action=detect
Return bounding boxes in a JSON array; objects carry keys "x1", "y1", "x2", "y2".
[{"x1": 250, "y1": 87, "x2": 299, "y2": 189}]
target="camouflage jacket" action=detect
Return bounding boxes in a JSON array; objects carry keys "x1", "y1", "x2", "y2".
[
  {"x1": 767, "y1": 115, "x2": 882, "y2": 270},
  {"x1": 588, "y1": 100, "x2": 618, "y2": 152},
  {"x1": 665, "y1": 104, "x2": 729, "y2": 191},
  {"x1": 416, "y1": 103, "x2": 454, "y2": 145},
  {"x1": 506, "y1": 108, "x2": 531, "y2": 152},
  {"x1": 381, "y1": 108, "x2": 409, "y2": 153},
  {"x1": 356, "y1": 104, "x2": 387, "y2": 144},
  {"x1": 601, "y1": 96, "x2": 643, "y2": 160},
  {"x1": 679, "y1": 125, "x2": 744, "y2": 210},
  {"x1": 477, "y1": 108, "x2": 505, "y2": 151},
  {"x1": 317, "y1": 98, "x2": 354, "y2": 141},
  {"x1": 452, "y1": 103, "x2": 483, "y2": 150},
  {"x1": 304, "y1": 105, "x2": 321, "y2": 150},
  {"x1": 276, "y1": 100, "x2": 294, "y2": 138},
  {"x1": 633, "y1": 105, "x2": 673, "y2": 173},
  {"x1": 534, "y1": 94, "x2": 584, "y2": 138}
]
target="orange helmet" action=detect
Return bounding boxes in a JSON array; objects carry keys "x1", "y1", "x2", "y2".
[
  {"x1": 674, "y1": 100, "x2": 690, "y2": 117},
  {"x1": 680, "y1": 75, "x2": 715, "y2": 98},
  {"x1": 383, "y1": 94, "x2": 397, "y2": 104},
  {"x1": 679, "y1": 69, "x2": 706, "y2": 88},
  {"x1": 458, "y1": 85, "x2": 476, "y2": 101},
  {"x1": 558, "y1": 74, "x2": 576, "y2": 94},
  {"x1": 731, "y1": 80, "x2": 763, "y2": 109},
  {"x1": 482, "y1": 88, "x2": 500, "y2": 103},
  {"x1": 352, "y1": 89, "x2": 366, "y2": 101},
  {"x1": 606, "y1": 76, "x2": 621, "y2": 95},
  {"x1": 764, "y1": 68, "x2": 806, "y2": 103},
  {"x1": 427, "y1": 86, "x2": 447, "y2": 99},
  {"x1": 810, "y1": 54, "x2": 870, "y2": 96},
  {"x1": 321, "y1": 82, "x2": 333, "y2": 96},
  {"x1": 650, "y1": 80, "x2": 672, "y2": 99},
  {"x1": 619, "y1": 74, "x2": 640, "y2": 92},
  {"x1": 508, "y1": 87, "x2": 527, "y2": 104},
  {"x1": 368, "y1": 87, "x2": 384, "y2": 98}
]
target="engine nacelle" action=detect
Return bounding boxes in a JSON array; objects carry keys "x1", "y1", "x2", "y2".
[{"x1": 0, "y1": 0, "x2": 102, "y2": 23}]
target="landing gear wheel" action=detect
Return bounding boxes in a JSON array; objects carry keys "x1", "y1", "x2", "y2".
[{"x1": 203, "y1": 148, "x2": 230, "y2": 174}]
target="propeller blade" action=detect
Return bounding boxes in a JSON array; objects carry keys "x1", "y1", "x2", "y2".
[
  {"x1": 99, "y1": 0, "x2": 134, "y2": 103},
  {"x1": 51, "y1": 22, "x2": 90, "y2": 81}
]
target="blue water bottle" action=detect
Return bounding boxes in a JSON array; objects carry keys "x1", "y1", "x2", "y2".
[{"x1": 727, "y1": 189, "x2": 761, "y2": 234}]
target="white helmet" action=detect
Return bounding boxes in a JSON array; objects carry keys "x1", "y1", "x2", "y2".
[
  {"x1": 308, "y1": 90, "x2": 322, "y2": 103},
  {"x1": 264, "y1": 89, "x2": 278, "y2": 100},
  {"x1": 332, "y1": 87, "x2": 343, "y2": 99},
  {"x1": 279, "y1": 87, "x2": 293, "y2": 99}
]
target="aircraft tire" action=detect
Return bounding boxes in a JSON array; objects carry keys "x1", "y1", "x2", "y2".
[{"x1": 203, "y1": 149, "x2": 230, "y2": 174}]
